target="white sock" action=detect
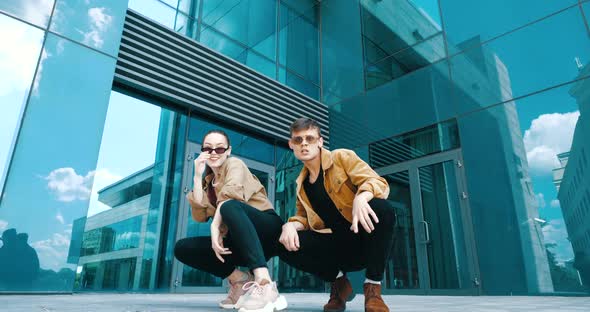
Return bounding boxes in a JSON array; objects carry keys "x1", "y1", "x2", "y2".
[
  {"x1": 364, "y1": 278, "x2": 381, "y2": 285},
  {"x1": 336, "y1": 271, "x2": 344, "y2": 279}
]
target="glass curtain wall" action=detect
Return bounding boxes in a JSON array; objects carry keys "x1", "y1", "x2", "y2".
[
  {"x1": 129, "y1": 0, "x2": 320, "y2": 100},
  {"x1": 323, "y1": 0, "x2": 590, "y2": 295}
]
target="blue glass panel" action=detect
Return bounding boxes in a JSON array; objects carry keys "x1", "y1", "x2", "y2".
[
  {"x1": 200, "y1": 26, "x2": 247, "y2": 60},
  {"x1": 321, "y1": 0, "x2": 364, "y2": 102},
  {"x1": 452, "y1": 6, "x2": 590, "y2": 115},
  {"x1": 457, "y1": 79, "x2": 589, "y2": 293},
  {"x1": 279, "y1": 1, "x2": 319, "y2": 83},
  {"x1": 160, "y1": 0, "x2": 179, "y2": 8},
  {"x1": 361, "y1": 0, "x2": 443, "y2": 65},
  {"x1": 187, "y1": 116, "x2": 275, "y2": 165},
  {"x1": 365, "y1": 33, "x2": 445, "y2": 90},
  {"x1": 278, "y1": 66, "x2": 320, "y2": 100},
  {"x1": 178, "y1": 0, "x2": 196, "y2": 16},
  {"x1": 321, "y1": 90, "x2": 343, "y2": 107},
  {"x1": 236, "y1": 50, "x2": 276, "y2": 79},
  {"x1": 0, "y1": 0, "x2": 55, "y2": 28},
  {"x1": 584, "y1": 1, "x2": 590, "y2": 36},
  {"x1": 0, "y1": 15, "x2": 44, "y2": 198},
  {"x1": 0, "y1": 34, "x2": 116, "y2": 292},
  {"x1": 441, "y1": 0, "x2": 578, "y2": 54},
  {"x1": 330, "y1": 60, "x2": 453, "y2": 150},
  {"x1": 50, "y1": 0, "x2": 128, "y2": 57},
  {"x1": 201, "y1": 0, "x2": 276, "y2": 60},
  {"x1": 128, "y1": 0, "x2": 179, "y2": 29},
  {"x1": 173, "y1": 12, "x2": 197, "y2": 39}
]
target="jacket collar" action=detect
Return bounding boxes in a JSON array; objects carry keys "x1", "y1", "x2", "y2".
[{"x1": 296, "y1": 147, "x2": 333, "y2": 186}]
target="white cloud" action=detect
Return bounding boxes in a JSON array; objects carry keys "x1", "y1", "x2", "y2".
[
  {"x1": 21, "y1": 0, "x2": 54, "y2": 27},
  {"x1": 82, "y1": 7, "x2": 113, "y2": 48},
  {"x1": 0, "y1": 17, "x2": 44, "y2": 96},
  {"x1": 535, "y1": 193, "x2": 546, "y2": 209},
  {"x1": 0, "y1": 219, "x2": 8, "y2": 232},
  {"x1": 31, "y1": 48, "x2": 50, "y2": 97},
  {"x1": 56, "y1": 211, "x2": 65, "y2": 225},
  {"x1": 44, "y1": 168, "x2": 95, "y2": 202},
  {"x1": 31, "y1": 231, "x2": 74, "y2": 272},
  {"x1": 542, "y1": 219, "x2": 575, "y2": 264},
  {"x1": 523, "y1": 112, "x2": 580, "y2": 175},
  {"x1": 550, "y1": 199, "x2": 560, "y2": 208}
]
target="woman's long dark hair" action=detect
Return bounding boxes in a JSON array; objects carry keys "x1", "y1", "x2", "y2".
[{"x1": 202, "y1": 130, "x2": 231, "y2": 180}]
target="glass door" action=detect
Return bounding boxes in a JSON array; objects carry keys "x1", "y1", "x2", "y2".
[
  {"x1": 171, "y1": 141, "x2": 275, "y2": 292},
  {"x1": 377, "y1": 149, "x2": 480, "y2": 295}
]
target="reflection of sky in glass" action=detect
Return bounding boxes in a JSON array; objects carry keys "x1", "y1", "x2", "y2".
[
  {"x1": 0, "y1": 0, "x2": 55, "y2": 28},
  {"x1": 86, "y1": 91, "x2": 161, "y2": 217},
  {"x1": 409, "y1": 0, "x2": 441, "y2": 29},
  {"x1": 50, "y1": 0, "x2": 128, "y2": 57},
  {"x1": 128, "y1": 0, "x2": 178, "y2": 29},
  {"x1": 0, "y1": 14, "x2": 44, "y2": 197},
  {"x1": 513, "y1": 84, "x2": 582, "y2": 264},
  {"x1": 0, "y1": 33, "x2": 116, "y2": 274},
  {"x1": 441, "y1": 0, "x2": 578, "y2": 53}
]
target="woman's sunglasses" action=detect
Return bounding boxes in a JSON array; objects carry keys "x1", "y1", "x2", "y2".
[{"x1": 201, "y1": 147, "x2": 229, "y2": 154}]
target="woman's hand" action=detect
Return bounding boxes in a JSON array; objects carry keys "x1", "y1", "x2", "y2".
[
  {"x1": 210, "y1": 208, "x2": 231, "y2": 262},
  {"x1": 194, "y1": 152, "x2": 210, "y2": 177}
]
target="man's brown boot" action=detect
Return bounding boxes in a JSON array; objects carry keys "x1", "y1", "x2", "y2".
[
  {"x1": 364, "y1": 283, "x2": 389, "y2": 312},
  {"x1": 323, "y1": 275, "x2": 355, "y2": 312}
]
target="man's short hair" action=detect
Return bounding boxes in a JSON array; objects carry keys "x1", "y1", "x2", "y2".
[{"x1": 290, "y1": 118, "x2": 321, "y2": 137}]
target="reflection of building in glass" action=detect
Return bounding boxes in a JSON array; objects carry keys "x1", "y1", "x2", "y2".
[
  {"x1": 558, "y1": 63, "x2": 590, "y2": 287},
  {"x1": 75, "y1": 166, "x2": 153, "y2": 291},
  {"x1": 335, "y1": 0, "x2": 552, "y2": 294},
  {"x1": 361, "y1": 0, "x2": 445, "y2": 89},
  {"x1": 553, "y1": 152, "x2": 570, "y2": 192}
]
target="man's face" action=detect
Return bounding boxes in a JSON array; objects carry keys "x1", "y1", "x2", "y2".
[{"x1": 289, "y1": 128, "x2": 323, "y2": 162}]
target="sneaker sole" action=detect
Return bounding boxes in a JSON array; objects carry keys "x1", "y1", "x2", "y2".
[
  {"x1": 219, "y1": 302, "x2": 237, "y2": 309},
  {"x1": 238, "y1": 295, "x2": 288, "y2": 312}
]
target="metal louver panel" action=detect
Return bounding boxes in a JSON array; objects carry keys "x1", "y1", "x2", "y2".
[{"x1": 114, "y1": 10, "x2": 329, "y2": 144}]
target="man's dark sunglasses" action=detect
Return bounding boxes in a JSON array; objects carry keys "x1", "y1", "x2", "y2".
[
  {"x1": 201, "y1": 146, "x2": 229, "y2": 154},
  {"x1": 291, "y1": 135, "x2": 319, "y2": 145}
]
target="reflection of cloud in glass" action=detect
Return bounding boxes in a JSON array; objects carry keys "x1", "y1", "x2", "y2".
[
  {"x1": 44, "y1": 167, "x2": 94, "y2": 202},
  {"x1": 31, "y1": 48, "x2": 50, "y2": 97},
  {"x1": 524, "y1": 111, "x2": 580, "y2": 175},
  {"x1": 0, "y1": 16, "x2": 43, "y2": 96},
  {"x1": 55, "y1": 211, "x2": 65, "y2": 225},
  {"x1": 1, "y1": 0, "x2": 55, "y2": 27},
  {"x1": 550, "y1": 199, "x2": 560, "y2": 208},
  {"x1": 535, "y1": 193, "x2": 546, "y2": 208},
  {"x1": 31, "y1": 229, "x2": 73, "y2": 272},
  {"x1": 542, "y1": 219, "x2": 575, "y2": 264},
  {"x1": 82, "y1": 7, "x2": 113, "y2": 48},
  {"x1": 0, "y1": 219, "x2": 8, "y2": 232}
]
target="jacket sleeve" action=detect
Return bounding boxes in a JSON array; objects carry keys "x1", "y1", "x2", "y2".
[
  {"x1": 217, "y1": 158, "x2": 258, "y2": 204},
  {"x1": 287, "y1": 199, "x2": 310, "y2": 229},
  {"x1": 186, "y1": 189, "x2": 214, "y2": 222},
  {"x1": 340, "y1": 150, "x2": 390, "y2": 199}
]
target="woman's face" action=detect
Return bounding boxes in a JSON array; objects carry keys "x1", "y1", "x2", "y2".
[{"x1": 202, "y1": 132, "x2": 231, "y2": 169}]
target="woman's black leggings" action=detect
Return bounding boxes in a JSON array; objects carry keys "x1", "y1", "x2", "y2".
[{"x1": 174, "y1": 200, "x2": 283, "y2": 278}]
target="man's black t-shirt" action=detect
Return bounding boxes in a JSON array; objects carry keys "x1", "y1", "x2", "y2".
[{"x1": 303, "y1": 166, "x2": 351, "y2": 232}]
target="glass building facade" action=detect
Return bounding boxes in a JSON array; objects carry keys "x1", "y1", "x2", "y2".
[{"x1": 1, "y1": 0, "x2": 589, "y2": 296}]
